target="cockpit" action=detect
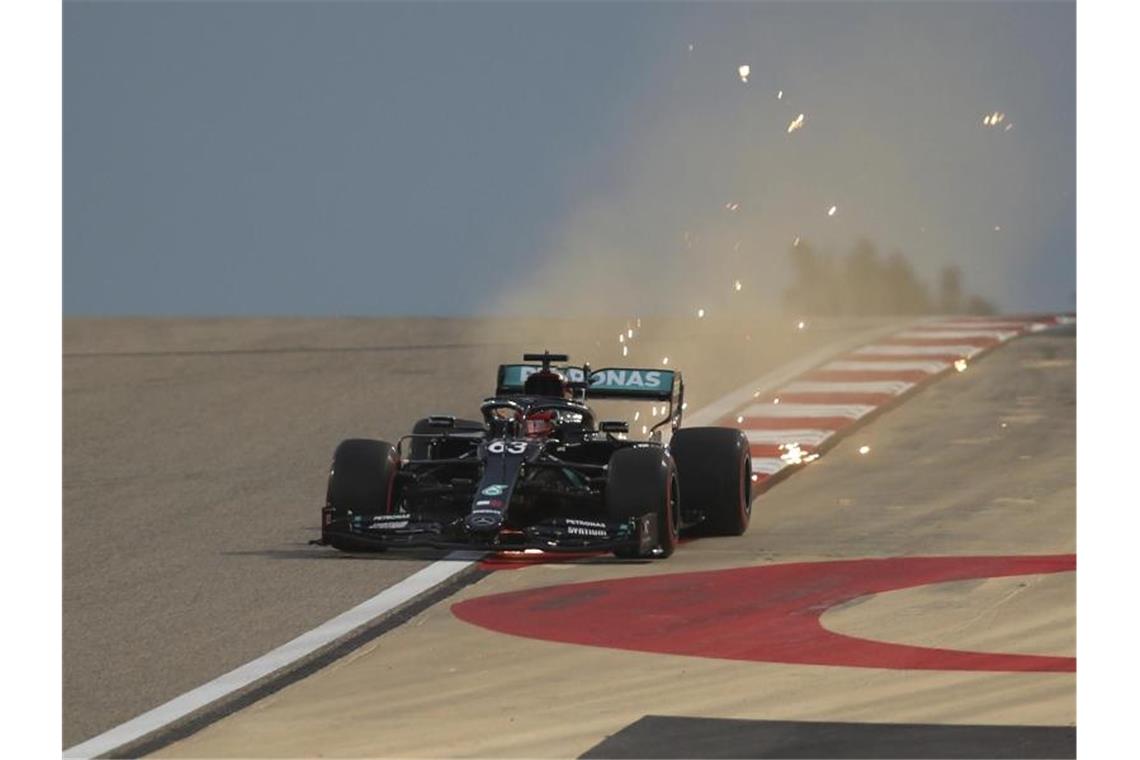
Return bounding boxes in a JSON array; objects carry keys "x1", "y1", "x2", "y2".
[{"x1": 481, "y1": 398, "x2": 594, "y2": 440}]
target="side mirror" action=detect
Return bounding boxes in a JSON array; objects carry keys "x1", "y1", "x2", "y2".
[
  {"x1": 600, "y1": 420, "x2": 629, "y2": 434},
  {"x1": 426, "y1": 415, "x2": 456, "y2": 428}
]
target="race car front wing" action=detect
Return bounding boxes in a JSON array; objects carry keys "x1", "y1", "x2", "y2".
[{"x1": 316, "y1": 510, "x2": 660, "y2": 554}]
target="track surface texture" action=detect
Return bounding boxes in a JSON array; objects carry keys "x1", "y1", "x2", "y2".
[
  {"x1": 63, "y1": 314, "x2": 879, "y2": 747},
  {"x1": 153, "y1": 327, "x2": 1075, "y2": 758}
]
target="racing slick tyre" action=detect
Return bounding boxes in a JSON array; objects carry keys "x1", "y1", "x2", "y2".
[
  {"x1": 323, "y1": 438, "x2": 399, "y2": 552},
  {"x1": 669, "y1": 427, "x2": 752, "y2": 536},
  {"x1": 606, "y1": 447, "x2": 679, "y2": 559},
  {"x1": 410, "y1": 417, "x2": 485, "y2": 460}
]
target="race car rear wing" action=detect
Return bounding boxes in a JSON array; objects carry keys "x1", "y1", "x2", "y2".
[
  {"x1": 496, "y1": 364, "x2": 678, "y2": 401},
  {"x1": 496, "y1": 363, "x2": 685, "y2": 434}
]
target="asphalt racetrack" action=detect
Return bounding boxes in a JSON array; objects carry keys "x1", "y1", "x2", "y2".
[
  {"x1": 140, "y1": 323, "x2": 1074, "y2": 758},
  {"x1": 63, "y1": 315, "x2": 884, "y2": 748}
]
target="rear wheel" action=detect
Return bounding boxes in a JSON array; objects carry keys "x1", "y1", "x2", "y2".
[
  {"x1": 323, "y1": 438, "x2": 399, "y2": 552},
  {"x1": 670, "y1": 427, "x2": 752, "y2": 536},
  {"x1": 606, "y1": 446, "x2": 679, "y2": 559}
]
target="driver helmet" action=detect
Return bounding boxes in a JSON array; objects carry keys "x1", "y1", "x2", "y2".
[
  {"x1": 524, "y1": 408, "x2": 558, "y2": 438},
  {"x1": 523, "y1": 369, "x2": 571, "y2": 399}
]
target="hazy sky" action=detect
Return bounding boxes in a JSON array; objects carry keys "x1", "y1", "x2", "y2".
[{"x1": 64, "y1": 0, "x2": 1074, "y2": 316}]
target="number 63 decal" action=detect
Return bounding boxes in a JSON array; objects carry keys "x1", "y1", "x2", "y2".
[{"x1": 487, "y1": 440, "x2": 527, "y2": 454}]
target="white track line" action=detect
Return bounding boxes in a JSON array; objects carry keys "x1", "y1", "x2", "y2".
[
  {"x1": 66, "y1": 321, "x2": 904, "y2": 758},
  {"x1": 743, "y1": 429, "x2": 836, "y2": 446},
  {"x1": 751, "y1": 457, "x2": 788, "y2": 474},
  {"x1": 853, "y1": 344, "x2": 986, "y2": 357},
  {"x1": 915, "y1": 321, "x2": 1036, "y2": 330},
  {"x1": 822, "y1": 360, "x2": 949, "y2": 373},
  {"x1": 63, "y1": 553, "x2": 481, "y2": 759},
  {"x1": 893, "y1": 329, "x2": 1020, "y2": 341}
]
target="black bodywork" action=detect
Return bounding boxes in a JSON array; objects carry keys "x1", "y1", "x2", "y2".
[{"x1": 318, "y1": 352, "x2": 692, "y2": 554}]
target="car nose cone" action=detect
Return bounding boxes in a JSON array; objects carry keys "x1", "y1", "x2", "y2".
[{"x1": 466, "y1": 510, "x2": 504, "y2": 532}]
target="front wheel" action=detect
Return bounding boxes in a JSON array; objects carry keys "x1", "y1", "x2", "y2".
[
  {"x1": 670, "y1": 427, "x2": 752, "y2": 536},
  {"x1": 606, "y1": 446, "x2": 679, "y2": 559},
  {"x1": 322, "y1": 438, "x2": 399, "y2": 552}
]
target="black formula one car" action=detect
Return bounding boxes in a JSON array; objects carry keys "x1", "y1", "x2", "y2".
[{"x1": 317, "y1": 351, "x2": 752, "y2": 558}]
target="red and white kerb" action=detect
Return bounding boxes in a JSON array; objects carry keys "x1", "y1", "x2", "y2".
[{"x1": 723, "y1": 315, "x2": 1074, "y2": 487}]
